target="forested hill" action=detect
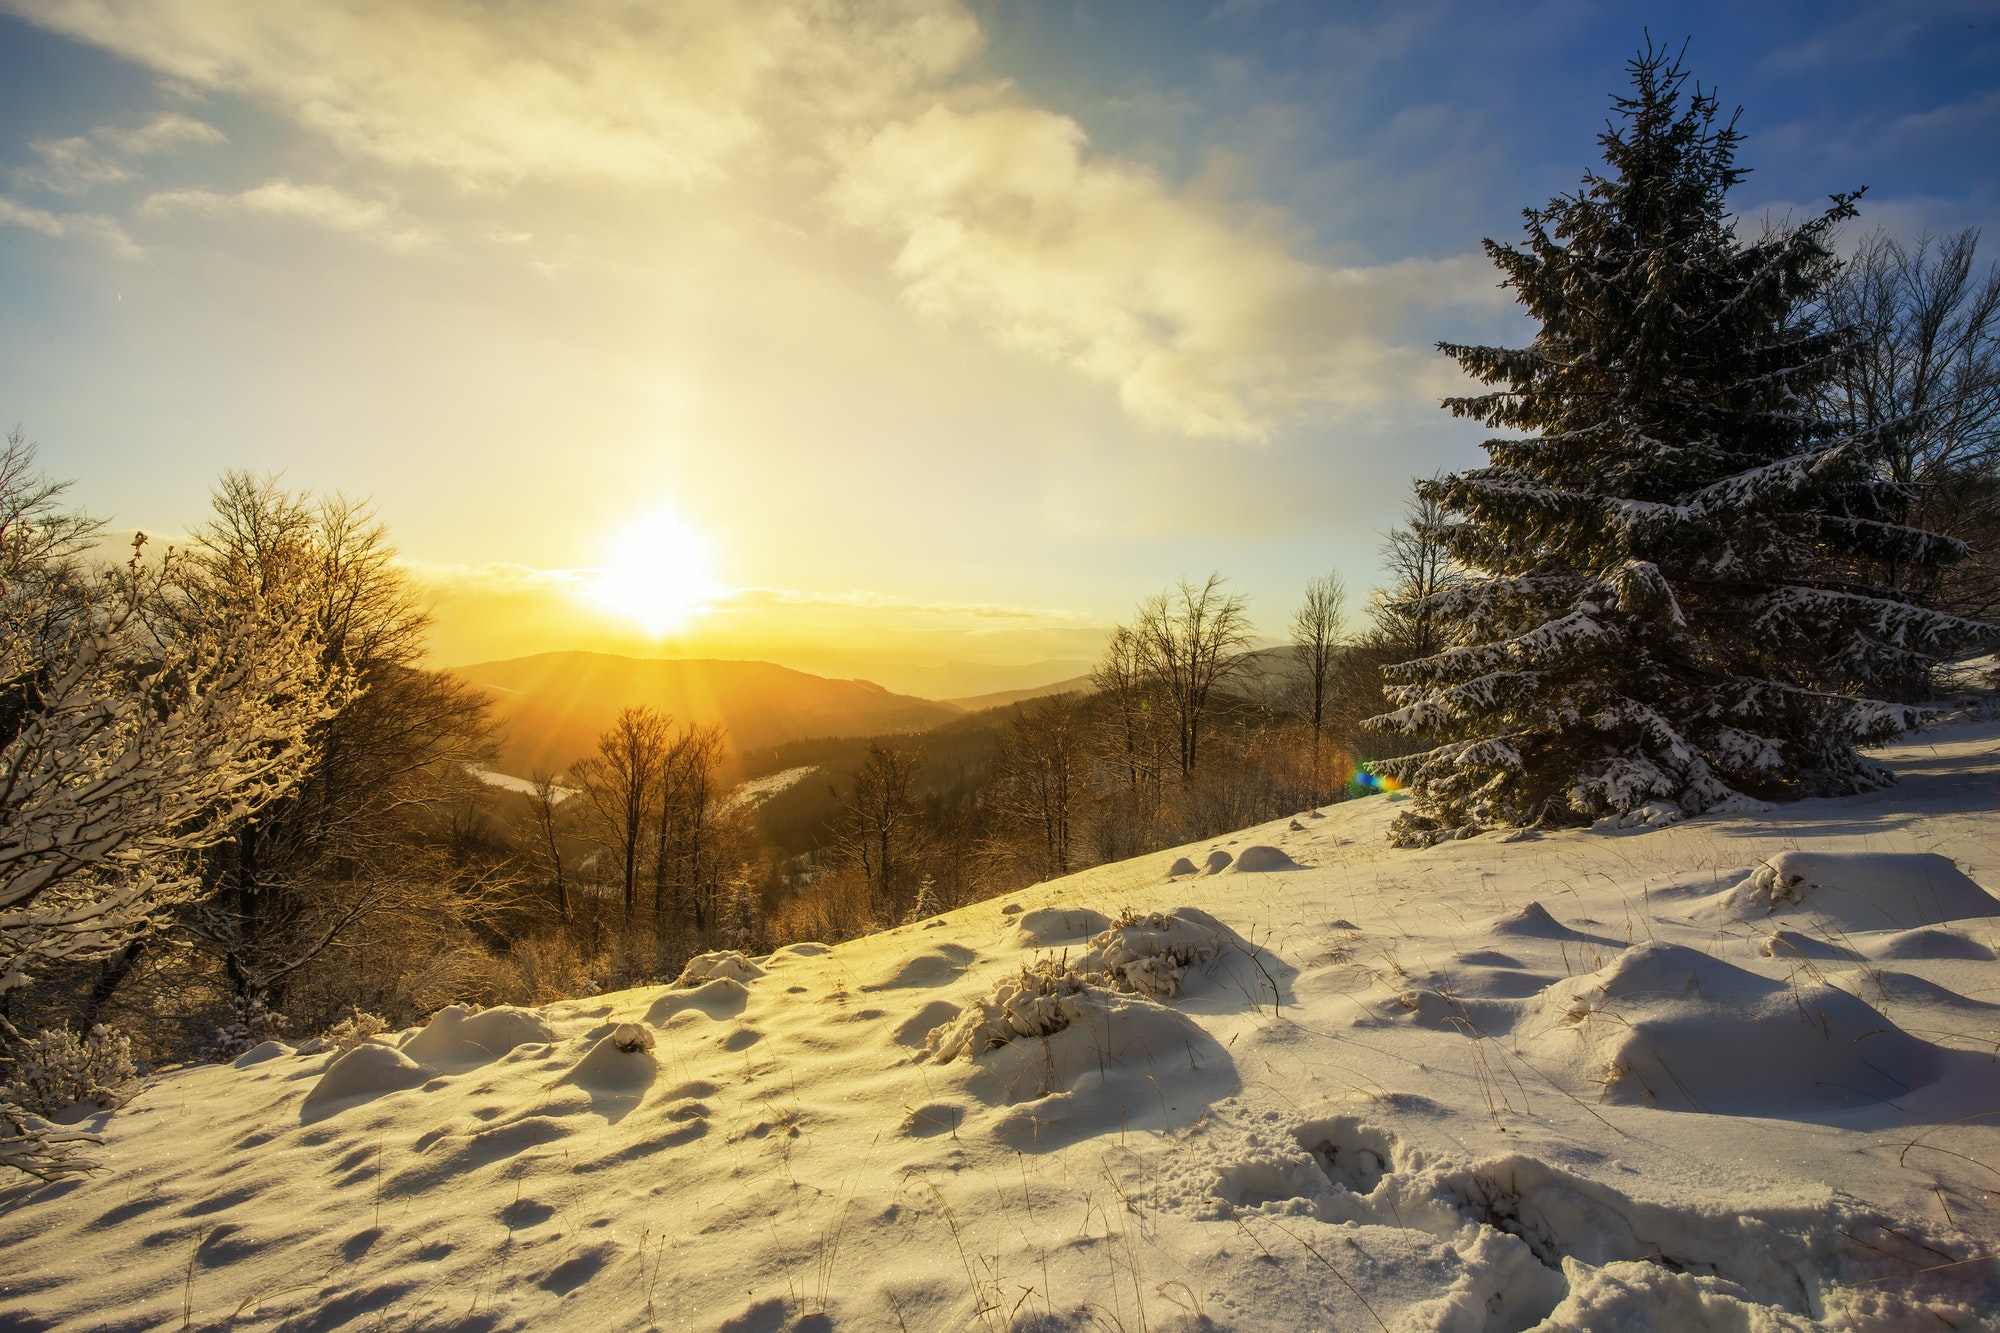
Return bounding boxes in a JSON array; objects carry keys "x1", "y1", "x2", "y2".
[{"x1": 454, "y1": 651, "x2": 966, "y2": 777}]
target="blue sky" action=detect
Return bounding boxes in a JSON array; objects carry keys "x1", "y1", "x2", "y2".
[{"x1": 0, "y1": 1, "x2": 1994, "y2": 688}]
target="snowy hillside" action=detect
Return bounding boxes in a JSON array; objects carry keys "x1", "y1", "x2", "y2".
[{"x1": 5, "y1": 723, "x2": 1999, "y2": 1331}]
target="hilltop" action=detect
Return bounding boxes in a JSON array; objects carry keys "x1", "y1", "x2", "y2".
[{"x1": 453, "y1": 652, "x2": 971, "y2": 778}]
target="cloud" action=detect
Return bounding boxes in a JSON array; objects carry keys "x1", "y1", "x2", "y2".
[
  {"x1": 829, "y1": 98, "x2": 1490, "y2": 440},
  {"x1": 7, "y1": 0, "x2": 1495, "y2": 440},
  {"x1": 0, "y1": 195, "x2": 139, "y2": 255},
  {"x1": 97, "y1": 111, "x2": 227, "y2": 156},
  {"x1": 13, "y1": 113, "x2": 224, "y2": 196},
  {"x1": 409, "y1": 560, "x2": 1095, "y2": 627},
  {"x1": 5, "y1": 0, "x2": 980, "y2": 187},
  {"x1": 142, "y1": 181, "x2": 430, "y2": 249}
]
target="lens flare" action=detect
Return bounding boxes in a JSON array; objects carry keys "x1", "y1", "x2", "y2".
[{"x1": 1322, "y1": 749, "x2": 1404, "y2": 798}]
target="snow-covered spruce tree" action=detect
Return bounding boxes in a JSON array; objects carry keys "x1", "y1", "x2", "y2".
[{"x1": 1369, "y1": 46, "x2": 1997, "y2": 846}]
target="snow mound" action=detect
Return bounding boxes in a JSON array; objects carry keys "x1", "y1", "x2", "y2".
[
  {"x1": 860, "y1": 942, "x2": 977, "y2": 990},
  {"x1": 1164, "y1": 856, "x2": 1198, "y2": 877},
  {"x1": 560, "y1": 1029, "x2": 659, "y2": 1096},
  {"x1": 1072, "y1": 908, "x2": 1226, "y2": 998},
  {"x1": 399, "y1": 1005, "x2": 554, "y2": 1071},
  {"x1": 1592, "y1": 799, "x2": 1685, "y2": 831},
  {"x1": 1489, "y1": 901, "x2": 1598, "y2": 941},
  {"x1": 1702, "y1": 792, "x2": 1775, "y2": 818},
  {"x1": 1707, "y1": 851, "x2": 2000, "y2": 931},
  {"x1": 1231, "y1": 844, "x2": 1299, "y2": 872},
  {"x1": 924, "y1": 961, "x2": 1232, "y2": 1115},
  {"x1": 1831, "y1": 969, "x2": 2000, "y2": 1013},
  {"x1": 1758, "y1": 928, "x2": 1856, "y2": 962},
  {"x1": 763, "y1": 941, "x2": 830, "y2": 962},
  {"x1": 231, "y1": 1040, "x2": 292, "y2": 1068},
  {"x1": 675, "y1": 950, "x2": 766, "y2": 986},
  {"x1": 1867, "y1": 927, "x2": 1996, "y2": 962},
  {"x1": 1202, "y1": 848, "x2": 1233, "y2": 874},
  {"x1": 644, "y1": 976, "x2": 748, "y2": 1022},
  {"x1": 1523, "y1": 943, "x2": 1943, "y2": 1113},
  {"x1": 301, "y1": 1043, "x2": 436, "y2": 1121},
  {"x1": 1005, "y1": 906, "x2": 1110, "y2": 949}
]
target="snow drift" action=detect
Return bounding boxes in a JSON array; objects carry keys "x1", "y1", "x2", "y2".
[{"x1": 3, "y1": 721, "x2": 1997, "y2": 1331}]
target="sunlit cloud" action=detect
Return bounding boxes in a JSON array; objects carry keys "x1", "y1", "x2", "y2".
[
  {"x1": 4, "y1": 0, "x2": 981, "y2": 187},
  {"x1": 0, "y1": 194, "x2": 139, "y2": 255},
  {"x1": 141, "y1": 180, "x2": 431, "y2": 249},
  {"x1": 403, "y1": 558, "x2": 1107, "y2": 693},
  {"x1": 2, "y1": 0, "x2": 1506, "y2": 444},
  {"x1": 12, "y1": 112, "x2": 223, "y2": 196},
  {"x1": 830, "y1": 98, "x2": 1499, "y2": 440}
]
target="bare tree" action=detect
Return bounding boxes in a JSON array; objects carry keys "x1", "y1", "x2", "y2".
[
  {"x1": 1289, "y1": 571, "x2": 1346, "y2": 802},
  {"x1": 840, "y1": 743, "x2": 921, "y2": 912},
  {"x1": 1090, "y1": 624, "x2": 1162, "y2": 793},
  {"x1": 1133, "y1": 574, "x2": 1253, "y2": 779},
  {"x1": 1371, "y1": 488, "x2": 1464, "y2": 661},
  {"x1": 526, "y1": 770, "x2": 571, "y2": 923},
  {"x1": 1824, "y1": 227, "x2": 2000, "y2": 620},
  {"x1": 994, "y1": 693, "x2": 1089, "y2": 880},
  {"x1": 654, "y1": 722, "x2": 727, "y2": 931},
  {"x1": 576, "y1": 706, "x2": 668, "y2": 925}
]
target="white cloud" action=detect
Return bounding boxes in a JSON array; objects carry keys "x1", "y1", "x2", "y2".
[
  {"x1": 7, "y1": 0, "x2": 1497, "y2": 440},
  {"x1": 14, "y1": 113, "x2": 224, "y2": 196},
  {"x1": 18, "y1": 136, "x2": 133, "y2": 195},
  {"x1": 0, "y1": 194, "x2": 139, "y2": 255},
  {"x1": 142, "y1": 181, "x2": 430, "y2": 249},
  {"x1": 99, "y1": 111, "x2": 227, "y2": 156},
  {"x1": 829, "y1": 99, "x2": 1489, "y2": 440},
  {"x1": 4, "y1": 0, "x2": 980, "y2": 187}
]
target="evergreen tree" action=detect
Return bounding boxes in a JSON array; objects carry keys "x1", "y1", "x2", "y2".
[{"x1": 1369, "y1": 43, "x2": 1996, "y2": 846}]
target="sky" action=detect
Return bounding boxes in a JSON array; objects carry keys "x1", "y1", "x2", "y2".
[{"x1": 1, "y1": 0, "x2": 1996, "y2": 695}]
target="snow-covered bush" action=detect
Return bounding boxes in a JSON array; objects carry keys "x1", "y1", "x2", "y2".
[
  {"x1": 927, "y1": 960, "x2": 1091, "y2": 1063},
  {"x1": 320, "y1": 1010, "x2": 389, "y2": 1054},
  {"x1": 201, "y1": 993, "x2": 290, "y2": 1062},
  {"x1": 1076, "y1": 909, "x2": 1226, "y2": 998},
  {"x1": 675, "y1": 950, "x2": 766, "y2": 987},
  {"x1": 0, "y1": 1024, "x2": 135, "y2": 1117}
]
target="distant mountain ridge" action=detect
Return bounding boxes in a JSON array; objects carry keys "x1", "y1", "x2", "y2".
[
  {"x1": 943, "y1": 674, "x2": 1093, "y2": 712},
  {"x1": 454, "y1": 651, "x2": 966, "y2": 779}
]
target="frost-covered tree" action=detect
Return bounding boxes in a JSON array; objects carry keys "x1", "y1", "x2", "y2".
[
  {"x1": 1823, "y1": 228, "x2": 2000, "y2": 624},
  {"x1": 1369, "y1": 45, "x2": 1997, "y2": 845},
  {"x1": 0, "y1": 437, "x2": 338, "y2": 1177}
]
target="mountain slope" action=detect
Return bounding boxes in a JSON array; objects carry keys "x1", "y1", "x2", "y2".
[
  {"x1": 5, "y1": 720, "x2": 1997, "y2": 1329},
  {"x1": 453, "y1": 651, "x2": 965, "y2": 776}
]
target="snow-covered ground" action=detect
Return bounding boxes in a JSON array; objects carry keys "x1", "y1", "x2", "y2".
[
  {"x1": 717, "y1": 765, "x2": 819, "y2": 817},
  {"x1": 6, "y1": 723, "x2": 2000, "y2": 1331}
]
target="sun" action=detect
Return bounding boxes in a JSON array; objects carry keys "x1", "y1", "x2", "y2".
[{"x1": 581, "y1": 503, "x2": 723, "y2": 637}]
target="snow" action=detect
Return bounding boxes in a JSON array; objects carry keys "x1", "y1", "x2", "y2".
[
  {"x1": 465, "y1": 764, "x2": 576, "y2": 802},
  {"x1": 716, "y1": 765, "x2": 819, "y2": 816},
  {"x1": 1702, "y1": 849, "x2": 2000, "y2": 932},
  {"x1": 5, "y1": 722, "x2": 1999, "y2": 1330}
]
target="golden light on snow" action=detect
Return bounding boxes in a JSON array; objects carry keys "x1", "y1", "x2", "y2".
[{"x1": 580, "y1": 503, "x2": 722, "y2": 637}]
